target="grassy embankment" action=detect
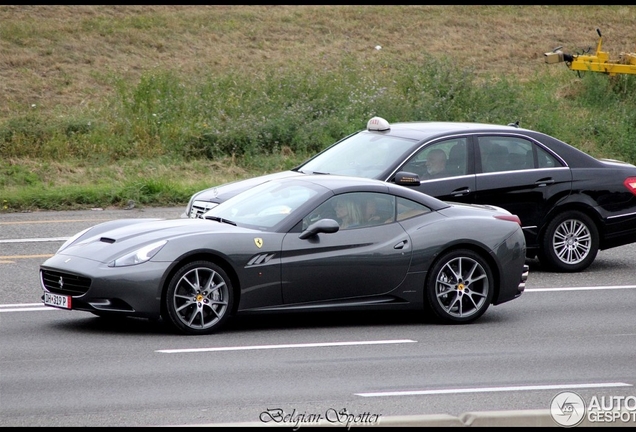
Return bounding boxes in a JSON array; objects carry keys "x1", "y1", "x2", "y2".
[{"x1": 1, "y1": 5, "x2": 635, "y2": 212}]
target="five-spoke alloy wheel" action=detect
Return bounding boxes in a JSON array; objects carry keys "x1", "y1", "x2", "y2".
[
  {"x1": 425, "y1": 249, "x2": 494, "y2": 323},
  {"x1": 165, "y1": 260, "x2": 233, "y2": 335}
]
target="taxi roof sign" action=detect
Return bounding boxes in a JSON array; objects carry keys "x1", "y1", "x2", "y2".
[{"x1": 367, "y1": 116, "x2": 390, "y2": 131}]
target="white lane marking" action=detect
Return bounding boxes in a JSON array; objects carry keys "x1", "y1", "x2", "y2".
[
  {"x1": 0, "y1": 219, "x2": 105, "y2": 225},
  {"x1": 525, "y1": 285, "x2": 636, "y2": 292},
  {"x1": 0, "y1": 303, "x2": 54, "y2": 312},
  {"x1": 1, "y1": 306, "x2": 53, "y2": 312},
  {"x1": 0, "y1": 237, "x2": 68, "y2": 243},
  {"x1": 156, "y1": 339, "x2": 417, "y2": 353},
  {"x1": 1, "y1": 303, "x2": 45, "y2": 307},
  {"x1": 355, "y1": 382, "x2": 633, "y2": 397}
]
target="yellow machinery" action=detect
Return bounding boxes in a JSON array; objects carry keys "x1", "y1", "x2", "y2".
[{"x1": 544, "y1": 29, "x2": 636, "y2": 76}]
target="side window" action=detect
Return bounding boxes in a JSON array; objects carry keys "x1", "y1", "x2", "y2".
[
  {"x1": 360, "y1": 193, "x2": 396, "y2": 227},
  {"x1": 478, "y1": 136, "x2": 534, "y2": 173},
  {"x1": 302, "y1": 195, "x2": 340, "y2": 231},
  {"x1": 535, "y1": 145, "x2": 562, "y2": 168},
  {"x1": 396, "y1": 197, "x2": 431, "y2": 221},
  {"x1": 402, "y1": 138, "x2": 468, "y2": 180},
  {"x1": 303, "y1": 193, "x2": 398, "y2": 230}
]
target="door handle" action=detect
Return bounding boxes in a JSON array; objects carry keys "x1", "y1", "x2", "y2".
[
  {"x1": 393, "y1": 240, "x2": 408, "y2": 249},
  {"x1": 535, "y1": 178, "x2": 555, "y2": 187},
  {"x1": 451, "y1": 187, "x2": 471, "y2": 197}
]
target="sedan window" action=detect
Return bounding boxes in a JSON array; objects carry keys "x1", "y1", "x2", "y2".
[
  {"x1": 535, "y1": 145, "x2": 562, "y2": 168},
  {"x1": 477, "y1": 136, "x2": 560, "y2": 173},
  {"x1": 402, "y1": 138, "x2": 468, "y2": 179}
]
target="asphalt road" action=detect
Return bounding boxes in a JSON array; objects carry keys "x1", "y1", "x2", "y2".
[{"x1": 1, "y1": 206, "x2": 636, "y2": 427}]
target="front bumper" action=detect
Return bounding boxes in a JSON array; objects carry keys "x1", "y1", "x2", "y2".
[{"x1": 40, "y1": 254, "x2": 172, "y2": 319}]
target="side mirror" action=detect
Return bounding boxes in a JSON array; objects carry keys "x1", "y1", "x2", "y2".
[
  {"x1": 394, "y1": 171, "x2": 421, "y2": 187},
  {"x1": 299, "y1": 218, "x2": 340, "y2": 240}
]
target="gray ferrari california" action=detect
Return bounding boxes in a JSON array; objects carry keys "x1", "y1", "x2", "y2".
[{"x1": 40, "y1": 175, "x2": 528, "y2": 335}]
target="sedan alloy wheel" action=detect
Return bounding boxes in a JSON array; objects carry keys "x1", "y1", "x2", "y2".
[{"x1": 539, "y1": 210, "x2": 599, "y2": 272}]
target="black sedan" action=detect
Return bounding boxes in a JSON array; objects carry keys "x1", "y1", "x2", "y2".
[
  {"x1": 184, "y1": 117, "x2": 636, "y2": 273},
  {"x1": 41, "y1": 175, "x2": 528, "y2": 335}
]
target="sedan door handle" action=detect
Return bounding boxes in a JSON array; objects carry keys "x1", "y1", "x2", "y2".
[
  {"x1": 451, "y1": 187, "x2": 471, "y2": 197},
  {"x1": 535, "y1": 178, "x2": 555, "y2": 187},
  {"x1": 394, "y1": 240, "x2": 408, "y2": 249}
]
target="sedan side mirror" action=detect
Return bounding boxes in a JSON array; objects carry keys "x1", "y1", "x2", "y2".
[
  {"x1": 394, "y1": 171, "x2": 421, "y2": 186},
  {"x1": 299, "y1": 218, "x2": 340, "y2": 239}
]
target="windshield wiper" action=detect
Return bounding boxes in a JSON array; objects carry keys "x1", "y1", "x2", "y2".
[
  {"x1": 298, "y1": 169, "x2": 330, "y2": 175},
  {"x1": 204, "y1": 215, "x2": 237, "y2": 226}
]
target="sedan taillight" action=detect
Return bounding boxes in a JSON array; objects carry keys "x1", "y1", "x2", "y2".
[{"x1": 624, "y1": 177, "x2": 636, "y2": 195}]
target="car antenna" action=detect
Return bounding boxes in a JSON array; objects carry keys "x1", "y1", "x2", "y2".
[{"x1": 508, "y1": 120, "x2": 520, "y2": 128}]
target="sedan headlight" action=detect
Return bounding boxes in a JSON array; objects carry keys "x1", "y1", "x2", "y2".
[{"x1": 108, "y1": 240, "x2": 168, "y2": 267}]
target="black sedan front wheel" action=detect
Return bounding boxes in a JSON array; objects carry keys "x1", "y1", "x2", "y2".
[
  {"x1": 165, "y1": 260, "x2": 233, "y2": 335},
  {"x1": 425, "y1": 249, "x2": 494, "y2": 324},
  {"x1": 539, "y1": 210, "x2": 599, "y2": 273}
]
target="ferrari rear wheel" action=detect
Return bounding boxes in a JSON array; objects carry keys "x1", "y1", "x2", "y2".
[
  {"x1": 165, "y1": 260, "x2": 233, "y2": 335},
  {"x1": 425, "y1": 249, "x2": 493, "y2": 324}
]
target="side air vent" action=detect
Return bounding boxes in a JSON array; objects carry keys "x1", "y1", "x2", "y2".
[
  {"x1": 247, "y1": 253, "x2": 276, "y2": 266},
  {"x1": 100, "y1": 237, "x2": 116, "y2": 243}
]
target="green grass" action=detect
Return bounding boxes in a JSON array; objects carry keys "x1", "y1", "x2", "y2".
[{"x1": 1, "y1": 6, "x2": 635, "y2": 212}]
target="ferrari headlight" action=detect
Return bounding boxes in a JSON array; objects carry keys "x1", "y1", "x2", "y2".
[{"x1": 109, "y1": 240, "x2": 168, "y2": 267}]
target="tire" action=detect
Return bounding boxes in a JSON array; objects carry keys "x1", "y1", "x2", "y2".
[
  {"x1": 538, "y1": 210, "x2": 599, "y2": 273},
  {"x1": 424, "y1": 249, "x2": 494, "y2": 324},
  {"x1": 164, "y1": 260, "x2": 234, "y2": 335}
]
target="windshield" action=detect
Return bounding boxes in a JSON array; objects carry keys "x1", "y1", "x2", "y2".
[
  {"x1": 299, "y1": 131, "x2": 417, "y2": 178},
  {"x1": 203, "y1": 180, "x2": 323, "y2": 229}
]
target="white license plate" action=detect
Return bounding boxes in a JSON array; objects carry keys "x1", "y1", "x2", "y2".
[{"x1": 44, "y1": 292, "x2": 72, "y2": 309}]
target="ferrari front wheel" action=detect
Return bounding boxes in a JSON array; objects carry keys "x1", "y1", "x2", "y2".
[{"x1": 165, "y1": 260, "x2": 233, "y2": 335}]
